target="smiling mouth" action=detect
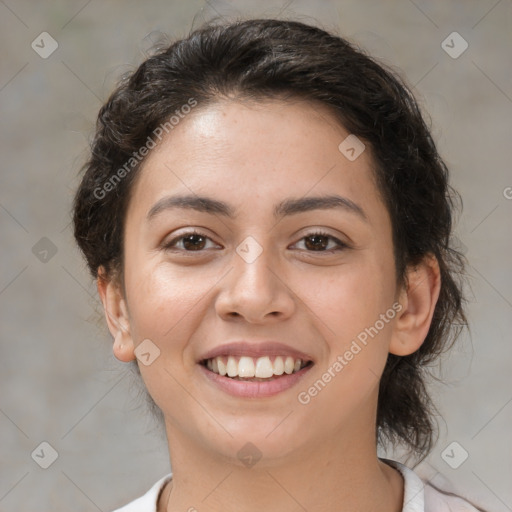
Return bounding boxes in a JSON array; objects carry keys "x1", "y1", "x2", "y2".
[{"x1": 200, "y1": 355, "x2": 313, "y2": 381}]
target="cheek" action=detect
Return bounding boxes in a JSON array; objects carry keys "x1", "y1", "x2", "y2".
[
  {"x1": 299, "y1": 253, "x2": 396, "y2": 388},
  {"x1": 297, "y1": 270, "x2": 395, "y2": 418},
  {"x1": 311, "y1": 261, "x2": 394, "y2": 338},
  {"x1": 123, "y1": 261, "x2": 213, "y2": 411},
  {"x1": 124, "y1": 257, "x2": 212, "y2": 345}
]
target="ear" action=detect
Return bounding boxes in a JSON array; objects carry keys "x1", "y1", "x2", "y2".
[
  {"x1": 96, "y1": 266, "x2": 136, "y2": 363},
  {"x1": 390, "y1": 254, "x2": 441, "y2": 356}
]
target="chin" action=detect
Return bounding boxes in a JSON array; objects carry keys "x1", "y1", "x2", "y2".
[{"x1": 203, "y1": 422, "x2": 309, "y2": 468}]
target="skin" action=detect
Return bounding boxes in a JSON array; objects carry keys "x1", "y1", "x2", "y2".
[{"x1": 98, "y1": 98, "x2": 441, "y2": 512}]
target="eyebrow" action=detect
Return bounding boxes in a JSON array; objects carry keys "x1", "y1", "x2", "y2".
[{"x1": 146, "y1": 194, "x2": 368, "y2": 222}]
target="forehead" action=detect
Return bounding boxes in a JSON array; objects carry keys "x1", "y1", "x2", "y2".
[{"x1": 126, "y1": 98, "x2": 382, "y2": 221}]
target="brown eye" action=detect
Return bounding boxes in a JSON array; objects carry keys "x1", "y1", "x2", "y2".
[
  {"x1": 292, "y1": 231, "x2": 347, "y2": 252},
  {"x1": 163, "y1": 231, "x2": 219, "y2": 252},
  {"x1": 182, "y1": 234, "x2": 207, "y2": 250},
  {"x1": 304, "y1": 234, "x2": 330, "y2": 251}
]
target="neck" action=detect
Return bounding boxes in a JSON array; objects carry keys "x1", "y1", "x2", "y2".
[{"x1": 158, "y1": 421, "x2": 404, "y2": 512}]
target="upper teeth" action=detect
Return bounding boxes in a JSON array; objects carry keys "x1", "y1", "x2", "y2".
[{"x1": 206, "y1": 356, "x2": 305, "y2": 378}]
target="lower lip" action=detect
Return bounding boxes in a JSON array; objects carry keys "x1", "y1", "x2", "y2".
[{"x1": 198, "y1": 363, "x2": 314, "y2": 398}]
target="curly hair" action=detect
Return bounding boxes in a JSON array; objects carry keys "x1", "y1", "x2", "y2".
[{"x1": 72, "y1": 18, "x2": 467, "y2": 461}]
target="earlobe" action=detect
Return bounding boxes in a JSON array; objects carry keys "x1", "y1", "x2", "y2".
[
  {"x1": 113, "y1": 329, "x2": 136, "y2": 363},
  {"x1": 96, "y1": 267, "x2": 136, "y2": 362},
  {"x1": 389, "y1": 255, "x2": 441, "y2": 356}
]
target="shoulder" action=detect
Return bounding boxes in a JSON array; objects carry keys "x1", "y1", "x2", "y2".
[
  {"x1": 382, "y1": 459, "x2": 484, "y2": 512},
  {"x1": 111, "y1": 474, "x2": 172, "y2": 512},
  {"x1": 423, "y1": 483, "x2": 485, "y2": 512}
]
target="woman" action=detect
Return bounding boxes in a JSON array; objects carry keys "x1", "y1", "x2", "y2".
[{"x1": 73, "y1": 18, "x2": 483, "y2": 512}]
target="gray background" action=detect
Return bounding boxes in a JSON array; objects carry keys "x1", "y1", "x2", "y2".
[{"x1": 1, "y1": 1, "x2": 511, "y2": 511}]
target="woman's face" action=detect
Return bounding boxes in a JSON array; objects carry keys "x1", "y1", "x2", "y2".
[{"x1": 118, "y1": 99, "x2": 401, "y2": 462}]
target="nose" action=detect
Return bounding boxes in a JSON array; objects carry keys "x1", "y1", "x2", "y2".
[{"x1": 215, "y1": 246, "x2": 296, "y2": 324}]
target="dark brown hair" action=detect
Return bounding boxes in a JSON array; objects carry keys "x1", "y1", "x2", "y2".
[{"x1": 72, "y1": 18, "x2": 467, "y2": 461}]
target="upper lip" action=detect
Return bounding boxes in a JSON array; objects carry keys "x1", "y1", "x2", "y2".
[{"x1": 198, "y1": 341, "x2": 314, "y2": 363}]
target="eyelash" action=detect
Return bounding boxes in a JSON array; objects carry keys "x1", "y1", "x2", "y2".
[{"x1": 163, "y1": 229, "x2": 348, "y2": 253}]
